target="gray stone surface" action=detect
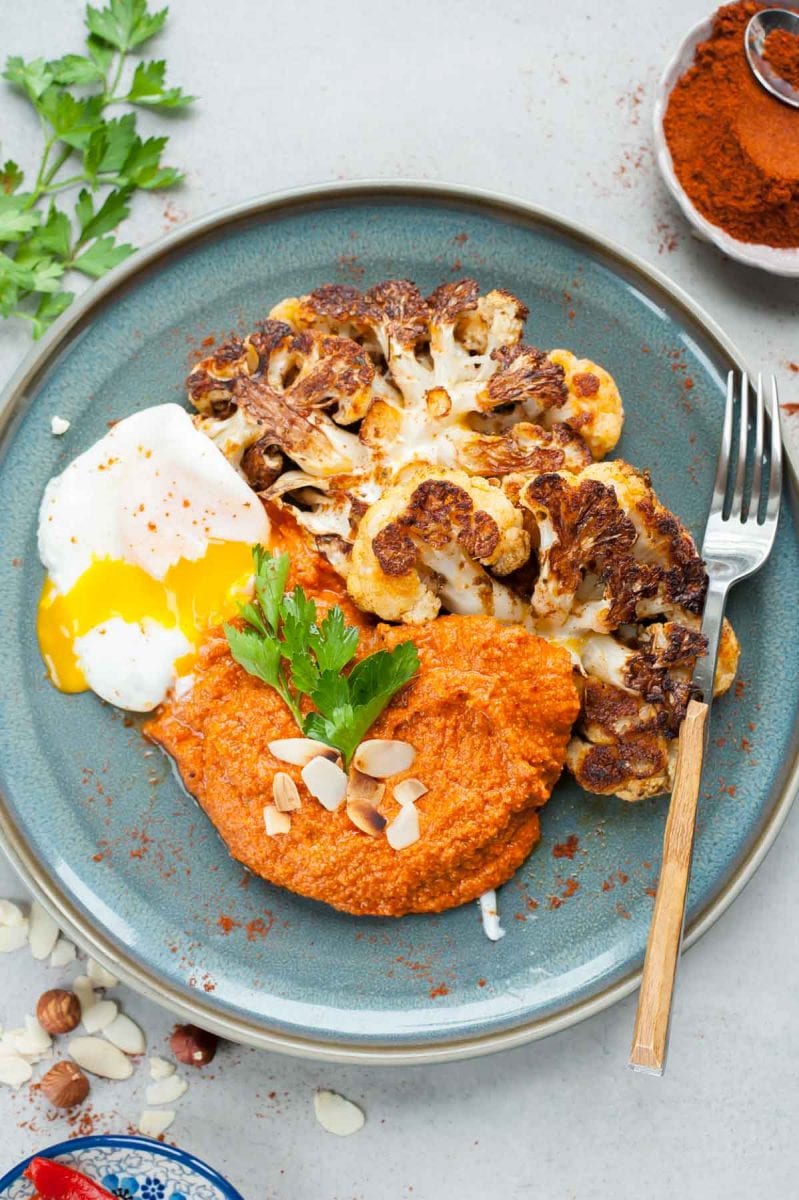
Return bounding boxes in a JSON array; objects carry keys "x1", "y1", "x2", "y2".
[{"x1": 1, "y1": 0, "x2": 797, "y2": 1194}]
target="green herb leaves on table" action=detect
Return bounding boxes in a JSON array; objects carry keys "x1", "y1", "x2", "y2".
[
  {"x1": 225, "y1": 546, "x2": 420, "y2": 769},
  {"x1": 1, "y1": 0, "x2": 195, "y2": 338}
]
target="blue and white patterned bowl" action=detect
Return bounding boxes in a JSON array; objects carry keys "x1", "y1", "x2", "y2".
[{"x1": 0, "y1": 1136, "x2": 243, "y2": 1200}]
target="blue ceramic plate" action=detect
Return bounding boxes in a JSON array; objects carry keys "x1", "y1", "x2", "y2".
[
  {"x1": 0, "y1": 1134, "x2": 243, "y2": 1200},
  {"x1": 0, "y1": 183, "x2": 797, "y2": 1063}
]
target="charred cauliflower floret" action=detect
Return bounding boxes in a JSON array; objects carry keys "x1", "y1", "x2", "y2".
[
  {"x1": 187, "y1": 322, "x2": 374, "y2": 540},
  {"x1": 519, "y1": 461, "x2": 708, "y2": 638},
  {"x1": 543, "y1": 350, "x2": 624, "y2": 460},
  {"x1": 348, "y1": 467, "x2": 530, "y2": 624},
  {"x1": 506, "y1": 459, "x2": 740, "y2": 801}
]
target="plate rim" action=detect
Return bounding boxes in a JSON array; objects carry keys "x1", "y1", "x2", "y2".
[
  {"x1": 1, "y1": 178, "x2": 797, "y2": 1065},
  {"x1": 0, "y1": 1133, "x2": 244, "y2": 1198}
]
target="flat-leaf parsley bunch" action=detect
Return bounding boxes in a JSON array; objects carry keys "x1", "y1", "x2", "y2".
[
  {"x1": 225, "y1": 547, "x2": 420, "y2": 769},
  {"x1": 1, "y1": 0, "x2": 194, "y2": 338}
]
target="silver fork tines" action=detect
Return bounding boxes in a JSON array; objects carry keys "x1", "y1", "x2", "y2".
[{"x1": 694, "y1": 371, "x2": 782, "y2": 706}]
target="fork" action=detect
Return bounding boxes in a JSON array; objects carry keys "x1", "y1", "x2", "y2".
[{"x1": 629, "y1": 371, "x2": 782, "y2": 1075}]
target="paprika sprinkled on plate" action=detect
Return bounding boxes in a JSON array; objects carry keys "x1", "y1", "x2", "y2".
[{"x1": 664, "y1": 1, "x2": 799, "y2": 247}]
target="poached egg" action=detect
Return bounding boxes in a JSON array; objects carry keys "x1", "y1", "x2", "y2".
[{"x1": 37, "y1": 403, "x2": 269, "y2": 711}]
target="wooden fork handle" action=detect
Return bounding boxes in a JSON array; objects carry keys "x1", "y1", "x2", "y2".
[{"x1": 629, "y1": 699, "x2": 708, "y2": 1075}]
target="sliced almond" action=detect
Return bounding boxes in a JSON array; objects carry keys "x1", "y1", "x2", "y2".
[
  {"x1": 393, "y1": 778, "x2": 428, "y2": 806},
  {"x1": 0, "y1": 1054, "x2": 33, "y2": 1088},
  {"x1": 346, "y1": 797, "x2": 387, "y2": 837},
  {"x1": 69, "y1": 1036, "x2": 133, "y2": 1080},
  {"x1": 146, "y1": 1073, "x2": 188, "y2": 1105},
  {"x1": 0, "y1": 923, "x2": 29, "y2": 953},
  {"x1": 103, "y1": 1012, "x2": 146, "y2": 1055},
  {"x1": 82, "y1": 999, "x2": 118, "y2": 1034},
  {"x1": 346, "y1": 769, "x2": 386, "y2": 807},
  {"x1": 149, "y1": 1055, "x2": 176, "y2": 1081},
  {"x1": 353, "y1": 739, "x2": 416, "y2": 779},
  {"x1": 29, "y1": 901, "x2": 60, "y2": 961},
  {"x1": 138, "y1": 1108, "x2": 175, "y2": 1137},
  {"x1": 301, "y1": 756, "x2": 348, "y2": 811},
  {"x1": 268, "y1": 738, "x2": 339, "y2": 766},
  {"x1": 87, "y1": 958, "x2": 119, "y2": 988},
  {"x1": 3, "y1": 1018, "x2": 51, "y2": 1060},
  {"x1": 264, "y1": 804, "x2": 291, "y2": 836},
  {"x1": 313, "y1": 1089, "x2": 365, "y2": 1136},
  {"x1": 73, "y1": 976, "x2": 97, "y2": 1018},
  {"x1": 49, "y1": 938, "x2": 77, "y2": 969},
  {"x1": 0, "y1": 900, "x2": 26, "y2": 926},
  {"x1": 272, "y1": 772, "x2": 301, "y2": 813},
  {"x1": 386, "y1": 803, "x2": 420, "y2": 850}
]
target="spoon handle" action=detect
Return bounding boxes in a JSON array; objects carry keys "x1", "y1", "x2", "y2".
[{"x1": 629, "y1": 699, "x2": 708, "y2": 1075}]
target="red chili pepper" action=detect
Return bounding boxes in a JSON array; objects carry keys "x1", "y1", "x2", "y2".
[{"x1": 24, "y1": 1158, "x2": 116, "y2": 1200}]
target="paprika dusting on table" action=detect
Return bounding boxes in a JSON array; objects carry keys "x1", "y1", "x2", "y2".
[
  {"x1": 663, "y1": 1, "x2": 799, "y2": 247},
  {"x1": 763, "y1": 25, "x2": 799, "y2": 89}
]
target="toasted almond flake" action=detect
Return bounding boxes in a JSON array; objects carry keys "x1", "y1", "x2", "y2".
[
  {"x1": 73, "y1": 976, "x2": 97, "y2": 1017},
  {"x1": 386, "y1": 803, "x2": 420, "y2": 850},
  {"x1": 272, "y1": 772, "x2": 301, "y2": 812},
  {"x1": 268, "y1": 738, "x2": 339, "y2": 766},
  {"x1": 346, "y1": 769, "x2": 386, "y2": 807},
  {"x1": 346, "y1": 797, "x2": 387, "y2": 837},
  {"x1": 0, "y1": 923, "x2": 29, "y2": 953},
  {"x1": 69, "y1": 1036, "x2": 133, "y2": 1080},
  {"x1": 314, "y1": 1089, "x2": 365, "y2": 1136},
  {"x1": 49, "y1": 937, "x2": 77, "y2": 969},
  {"x1": 0, "y1": 900, "x2": 25, "y2": 926},
  {"x1": 146, "y1": 1074, "x2": 188, "y2": 1105},
  {"x1": 149, "y1": 1055, "x2": 176, "y2": 1081},
  {"x1": 393, "y1": 778, "x2": 428, "y2": 806},
  {"x1": 82, "y1": 999, "x2": 118, "y2": 1034},
  {"x1": 29, "y1": 901, "x2": 60, "y2": 961},
  {"x1": 87, "y1": 958, "x2": 119, "y2": 988},
  {"x1": 173, "y1": 673, "x2": 195, "y2": 700},
  {"x1": 0, "y1": 1054, "x2": 33, "y2": 1088},
  {"x1": 264, "y1": 804, "x2": 291, "y2": 836},
  {"x1": 50, "y1": 415, "x2": 70, "y2": 435},
  {"x1": 478, "y1": 889, "x2": 506, "y2": 942},
  {"x1": 138, "y1": 1108, "x2": 175, "y2": 1137},
  {"x1": 353, "y1": 739, "x2": 416, "y2": 779},
  {"x1": 301, "y1": 756, "x2": 348, "y2": 811},
  {"x1": 103, "y1": 1012, "x2": 146, "y2": 1055}
]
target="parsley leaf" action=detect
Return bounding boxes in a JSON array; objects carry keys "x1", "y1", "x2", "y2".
[
  {"x1": 305, "y1": 643, "x2": 420, "y2": 767},
  {"x1": 1, "y1": 1, "x2": 194, "y2": 338},
  {"x1": 0, "y1": 196, "x2": 40, "y2": 241},
  {"x1": 74, "y1": 186, "x2": 131, "y2": 241},
  {"x1": 71, "y1": 234, "x2": 135, "y2": 277},
  {"x1": 3, "y1": 56, "x2": 54, "y2": 101},
  {"x1": 48, "y1": 54, "x2": 107, "y2": 86},
  {"x1": 225, "y1": 546, "x2": 421, "y2": 768},
  {"x1": 86, "y1": 0, "x2": 167, "y2": 53},
  {"x1": 1, "y1": 160, "x2": 24, "y2": 195},
  {"x1": 127, "y1": 59, "x2": 194, "y2": 109}
]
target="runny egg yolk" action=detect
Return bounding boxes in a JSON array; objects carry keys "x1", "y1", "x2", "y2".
[{"x1": 37, "y1": 539, "x2": 254, "y2": 693}]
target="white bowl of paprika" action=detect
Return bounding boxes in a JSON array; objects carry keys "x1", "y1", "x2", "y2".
[{"x1": 653, "y1": 4, "x2": 799, "y2": 277}]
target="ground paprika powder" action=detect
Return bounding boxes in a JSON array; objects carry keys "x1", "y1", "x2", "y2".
[
  {"x1": 663, "y1": 1, "x2": 799, "y2": 247},
  {"x1": 763, "y1": 26, "x2": 799, "y2": 89}
]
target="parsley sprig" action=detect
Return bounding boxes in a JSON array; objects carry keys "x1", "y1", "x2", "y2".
[
  {"x1": 2, "y1": 0, "x2": 194, "y2": 338},
  {"x1": 224, "y1": 547, "x2": 420, "y2": 769}
]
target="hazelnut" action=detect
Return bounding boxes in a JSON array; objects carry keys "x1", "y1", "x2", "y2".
[
  {"x1": 36, "y1": 988, "x2": 81, "y2": 1035},
  {"x1": 169, "y1": 1023, "x2": 218, "y2": 1067},
  {"x1": 40, "y1": 1060, "x2": 90, "y2": 1109}
]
